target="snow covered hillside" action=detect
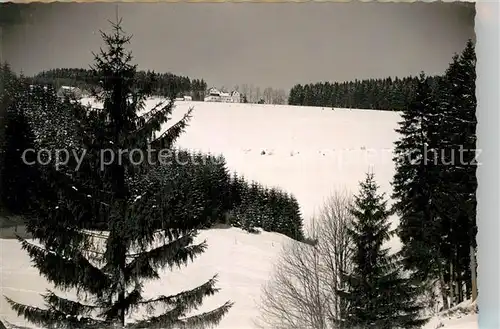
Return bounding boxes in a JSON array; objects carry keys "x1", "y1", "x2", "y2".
[
  {"x1": 82, "y1": 98, "x2": 400, "y2": 234},
  {"x1": 0, "y1": 99, "x2": 477, "y2": 329},
  {"x1": 1, "y1": 227, "x2": 293, "y2": 329}
]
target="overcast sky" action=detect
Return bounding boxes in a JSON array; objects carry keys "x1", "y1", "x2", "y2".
[{"x1": 2, "y1": 2, "x2": 475, "y2": 90}]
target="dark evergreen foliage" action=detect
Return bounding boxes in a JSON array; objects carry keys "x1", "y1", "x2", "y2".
[
  {"x1": 392, "y1": 72, "x2": 445, "y2": 282},
  {"x1": 288, "y1": 75, "x2": 443, "y2": 111},
  {"x1": 170, "y1": 150, "x2": 232, "y2": 228},
  {"x1": 226, "y1": 175, "x2": 304, "y2": 241},
  {"x1": 1, "y1": 92, "x2": 38, "y2": 214},
  {"x1": 338, "y1": 173, "x2": 427, "y2": 329},
  {"x1": 29, "y1": 68, "x2": 208, "y2": 100},
  {"x1": 436, "y1": 40, "x2": 477, "y2": 303},
  {"x1": 392, "y1": 39, "x2": 477, "y2": 306},
  {"x1": 0, "y1": 63, "x2": 19, "y2": 210},
  {"x1": 0, "y1": 64, "x2": 50, "y2": 216},
  {"x1": 5, "y1": 19, "x2": 233, "y2": 329},
  {"x1": 128, "y1": 148, "x2": 306, "y2": 240}
]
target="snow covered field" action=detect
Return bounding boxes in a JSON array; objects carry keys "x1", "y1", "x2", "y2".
[{"x1": 0, "y1": 99, "x2": 477, "y2": 329}]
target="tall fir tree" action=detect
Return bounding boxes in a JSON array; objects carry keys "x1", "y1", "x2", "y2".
[
  {"x1": 5, "y1": 18, "x2": 232, "y2": 328},
  {"x1": 286, "y1": 194, "x2": 304, "y2": 241},
  {"x1": 338, "y1": 173, "x2": 427, "y2": 329},
  {"x1": 392, "y1": 40, "x2": 477, "y2": 308},
  {"x1": 434, "y1": 39, "x2": 477, "y2": 304},
  {"x1": 391, "y1": 72, "x2": 450, "y2": 307}
]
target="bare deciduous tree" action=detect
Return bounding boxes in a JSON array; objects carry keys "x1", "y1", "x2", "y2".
[
  {"x1": 272, "y1": 89, "x2": 287, "y2": 105},
  {"x1": 241, "y1": 84, "x2": 249, "y2": 98},
  {"x1": 235, "y1": 85, "x2": 287, "y2": 104},
  {"x1": 263, "y1": 87, "x2": 273, "y2": 104},
  {"x1": 255, "y1": 190, "x2": 355, "y2": 329}
]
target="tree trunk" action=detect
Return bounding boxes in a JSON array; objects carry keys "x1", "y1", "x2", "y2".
[
  {"x1": 470, "y1": 245, "x2": 478, "y2": 302},
  {"x1": 465, "y1": 273, "x2": 472, "y2": 299},
  {"x1": 438, "y1": 264, "x2": 450, "y2": 310},
  {"x1": 449, "y1": 262, "x2": 455, "y2": 307}
]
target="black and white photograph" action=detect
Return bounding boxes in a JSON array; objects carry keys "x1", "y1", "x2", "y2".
[{"x1": 0, "y1": 2, "x2": 478, "y2": 329}]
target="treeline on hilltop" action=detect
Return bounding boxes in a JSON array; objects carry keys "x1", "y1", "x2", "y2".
[
  {"x1": 0, "y1": 68, "x2": 305, "y2": 242},
  {"x1": 29, "y1": 68, "x2": 208, "y2": 100},
  {"x1": 288, "y1": 75, "x2": 443, "y2": 111}
]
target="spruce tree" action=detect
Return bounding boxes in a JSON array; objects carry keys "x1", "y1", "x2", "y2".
[
  {"x1": 434, "y1": 39, "x2": 477, "y2": 304},
  {"x1": 287, "y1": 195, "x2": 304, "y2": 241},
  {"x1": 338, "y1": 173, "x2": 427, "y2": 329},
  {"x1": 392, "y1": 73, "x2": 446, "y2": 285},
  {"x1": 393, "y1": 40, "x2": 477, "y2": 307},
  {"x1": 5, "y1": 18, "x2": 232, "y2": 329},
  {"x1": 205, "y1": 154, "x2": 231, "y2": 225},
  {"x1": 234, "y1": 183, "x2": 259, "y2": 233},
  {"x1": 228, "y1": 172, "x2": 244, "y2": 208}
]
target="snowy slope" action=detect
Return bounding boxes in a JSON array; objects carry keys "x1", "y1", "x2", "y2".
[
  {"x1": 0, "y1": 229, "x2": 480, "y2": 329},
  {"x1": 423, "y1": 300, "x2": 478, "y2": 329},
  {"x1": 1, "y1": 99, "x2": 477, "y2": 329},
  {"x1": 0, "y1": 227, "x2": 294, "y2": 329},
  {"x1": 82, "y1": 98, "x2": 400, "y2": 234}
]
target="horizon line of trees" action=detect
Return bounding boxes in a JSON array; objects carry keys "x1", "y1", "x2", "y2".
[
  {"x1": 288, "y1": 75, "x2": 443, "y2": 111},
  {"x1": 27, "y1": 70, "x2": 292, "y2": 106},
  {"x1": 28, "y1": 68, "x2": 209, "y2": 101}
]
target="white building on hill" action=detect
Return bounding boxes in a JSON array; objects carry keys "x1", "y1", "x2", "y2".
[
  {"x1": 231, "y1": 90, "x2": 241, "y2": 103},
  {"x1": 204, "y1": 87, "x2": 221, "y2": 102},
  {"x1": 204, "y1": 87, "x2": 241, "y2": 103},
  {"x1": 220, "y1": 91, "x2": 231, "y2": 102}
]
